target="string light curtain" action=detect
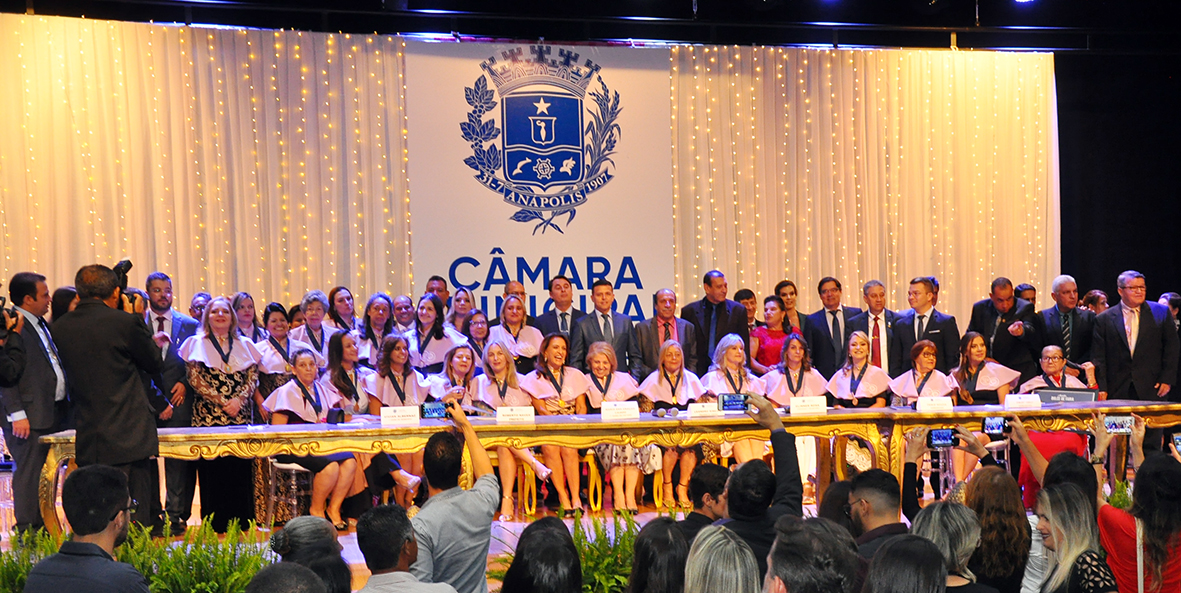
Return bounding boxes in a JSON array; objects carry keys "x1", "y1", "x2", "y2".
[
  {"x1": 0, "y1": 14, "x2": 413, "y2": 305},
  {"x1": 671, "y1": 45, "x2": 1059, "y2": 323}
]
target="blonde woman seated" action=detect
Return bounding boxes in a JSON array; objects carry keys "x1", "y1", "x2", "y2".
[
  {"x1": 700, "y1": 333, "x2": 766, "y2": 464},
  {"x1": 473, "y1": 340, "x2": 553, "y2": 521},
  {"x1": 520, "y1": 333, "x2": 591, "y2": 516},
  {"x1": 362, "y1": 335, "x2": 429, "y2": 507},
  {"x1": 949, "y1": 332, "x2": 1020, "y2": 481},
  {"x1": 489, "y1": 294, "x2": 544, "y2": 375},
  {"x1": 263, "y1": 348, "x2": 358, "y2": 530},
  {"x1": 638, "y1": 340, "x2": 708, "y2": 508},
  {"x1": 826, "y1": 331, "x2": 891, "y2": 409},
  {"x1": 425, "y1": 344, "x2": 478, "y2": 406},
  {"x1": 888, "y1": 340, "x2": 958, "y2": 405},
  {"x1": 585, "y1": 342, "x2": 659, "y2": 515},
  {"x1": 318, "y1": 332, "x2": 372, "y2": 417}
]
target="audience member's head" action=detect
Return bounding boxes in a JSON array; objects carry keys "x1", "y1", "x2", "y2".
[
  {"x1": 684, "y1": 526, "x2": 759, "y2": 593},
  {"x1": 1042, "y1": 451, "x2": 1098, "y2": 514},
  {"x1": 816, "y1": 480, "x2": 856, "y2": 537},
  {"x1": 910, "y1": 501, "x2": 981, "y2": 583},
  {"x1": 423, "y1": 430, "x2": 464, "y2": 491},
  {"x1": 628, "y1": 517, "x2": 687, "y2": 593},
  {"x1": 688, "y1": 463, "x2": 730, "y2": 517},
  {"x1": 861, "y1": 535, "x2": 947, "y2": 593},
  {"x1": 356, "y1": 504, "x2": 417, "y2": 574},
  {"x1": 62, "y1": 464, "x2": 132, "y2": 544},
  {"x1": 50, "y1": 285, "x2": 78, "y2": 322},
  {"x1": 800, "y1": 518, "x2": 866, "y2": 593},
  {"x1": 1036, "y1": 483, "x2": 1102, "y2": 593},
  {"x1": 848, "y1": 469, "x2": 901, "y2": 536},
  {"x1": 501, "y1": 517, "x2": 582, "y2": 593},
  {"x1": 1128, "y1": 453, "x2": 1181, "y2": 591},
  {"x1": 964, "y1": 466, "x2": 1031, "y2": 581},
  {"x1": 291, "y1": 549, "x2": 351, "y2": 593},
  {"x1": 74, "y1": 264, "x2": 120, "y2": 301},
  {"x1": 763, "y1": 516, "x2": 852, "y2": 593},
  {"x1": 725, "y1": 459, "x2": 776, "y2": 520},
  {"x1": 269, "y1": 516, "x2": 340, "y2": 561},
  {"x1": 245, "y1": 562, "x2": 327, "y2": 593}
]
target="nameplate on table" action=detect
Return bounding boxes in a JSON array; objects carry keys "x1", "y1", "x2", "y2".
[
  {"x1": 380, "y1": 406, "x2": 420, "y2": 427},
  {"x1": 687, "y1": 402, "x2": 723, "y2": 418},
  {"x1": 789, "y1": 396, "x2": 827, "y2": 416},
  {"x1": 1036, "y1": 388, "x2": 1098, "y2": 404},
  {"x1": 1005, "y1": 393, "x2": 1043, "y2": 411},
  {"x1": 916, "y1": 397, "x2": 955, "y2": 413},
  {"x1": 601, "y1": 401, "x2": 640, "y2": 421},
  {"x1": 496, "y1": 406, "x2": 536, "y2": 423}
]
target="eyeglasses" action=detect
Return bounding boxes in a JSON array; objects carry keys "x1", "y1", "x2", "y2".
[
  {"x1": 1041, "y1": 356, "x2": 1064, "y2": 362},
  {"x1": 1120, "y1": 285, "x2": 1147, "y2": 292},
  {"x1": 843, "y1": 498, "x2": 866, "y2": 517},
  {"x1": 110, "y1": 498, "x2": 137, "y2": 521}
]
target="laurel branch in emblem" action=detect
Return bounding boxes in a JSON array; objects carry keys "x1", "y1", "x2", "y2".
[{"x1": 461, "y1": 72, "x2": 621, "y2": 235}]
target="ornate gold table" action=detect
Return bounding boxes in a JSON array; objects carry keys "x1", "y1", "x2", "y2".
[{"x1": 38, "y1": 400, "x2": 1181, "y2": 535}]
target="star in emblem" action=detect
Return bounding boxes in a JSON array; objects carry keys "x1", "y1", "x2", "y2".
[
  {"x1": 533, "y1": 97, "x2": 551, "y2": 115},
  {"x1": 533, "y1": 158, "x2": 555, "y2": 180}
]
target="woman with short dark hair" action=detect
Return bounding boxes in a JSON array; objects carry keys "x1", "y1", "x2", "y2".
[{"x1": 501, "y1": 517, "x2": 582, "y2": 593}]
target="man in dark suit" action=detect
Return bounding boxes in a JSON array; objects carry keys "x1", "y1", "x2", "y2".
[
  {"x1": 807, "y1": 277, "x2": 864, "y2": 379},
  {"x1": 635, "y1": 288, "x2": 697, "y2": 379},
  {"x1": 847, "y1": 280, "x2": 903, "y2": 376},
  {"x1": 1036, "y1": 275, "x2": 1096, "y2": 370},
  {"x1": 51, "y1": 264, "x2": 169, "y2": 529},
  {"x1": 967, "y1": 277, "x2": 1039, "y2": 382},
  {"x1": 569, "y1": 279, "x2": 643, "y2": 379},
  {"x1": 895, "y1": 276, "x2": 960, "y2": 375},
  {"x1": 144, "y1": 272, "x2": 200, "y2": 535},
  {"x1": 1093, "y1": 270, "x2": 1179, "y2": 409},
  {"x1": 680, "y1": 270, "x2": 749, "y2": 376},
  {"x1": 488, "y1": 280, "x2": 538, "y2": 328},
  {"x1": 534, "y1": 275, "x2": 586, "y2": 337},
  {"x1": 0, "y1": 272, "x2": 70, "y2": 533}
]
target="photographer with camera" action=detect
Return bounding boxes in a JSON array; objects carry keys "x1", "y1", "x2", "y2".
[
  {"x1": 0, "y1": 300, "x2": 26, "y2": 388},
  {"x1": 51, "y1": 264, "x2": 169, "y2": 531},
  {"x1": 1, "y1": 272, "x2": 69, "y2": 533}
]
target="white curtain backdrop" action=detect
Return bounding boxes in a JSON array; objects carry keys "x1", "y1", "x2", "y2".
[
  {"x1": 0, "y1": 15, "x2": 413, "y2": 306},
  {"x1": 0, "y1": 14, "x2": 1058, "y2": 325},
  {"x1": 671, "y1": 45, "x2": 1059, "y2": 323}
]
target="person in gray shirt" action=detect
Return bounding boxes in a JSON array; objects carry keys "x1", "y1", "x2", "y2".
[{"x1": 409, "y1": 399, "x2": 499, "y2": 593}]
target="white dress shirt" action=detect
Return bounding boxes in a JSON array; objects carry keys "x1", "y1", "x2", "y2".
[{"x1": 147, "y1": 308, "x2": 174, "y2": 358}]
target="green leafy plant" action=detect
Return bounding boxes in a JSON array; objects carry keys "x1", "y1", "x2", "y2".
[
  {"x1": 0, "y1": 528, "x2": 65, "y2": 592},
  {"x1": 117, "y1": 518, "x2": 274, "y2": 593},
  {"x1": 1108, "y1": 479, "x2": 1132, "y2": 510}
]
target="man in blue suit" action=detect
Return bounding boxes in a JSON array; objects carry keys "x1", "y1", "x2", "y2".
[
  {"x1": 847, "y1": 280, "x2": 903, "y2": 376},
  {"x1": 534, "y1": 275, "x2": 586, "y2": 337},
  {"x1": 807, "y1": 277, "x2": 863, "y2": 379},
  {"x1": 569, "y1": 279, "x2": 643, "y2": 380},
  {"x1": 894, "y1": 276, "x2": 960, "y2": 375},
  {"x1": 144, "y1": 272, "x2": 200, "y2": 535}
]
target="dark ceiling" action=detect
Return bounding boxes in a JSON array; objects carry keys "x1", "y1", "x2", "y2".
[{"x1": 4, "y1": 0, "x2": 1180, "y2": 52}]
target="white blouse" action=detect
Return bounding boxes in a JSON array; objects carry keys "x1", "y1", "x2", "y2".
[
  {"x1": 179, "y1": 333, "x2": 263, "y2": 373},
  {"x1": 585, "y1": 371, "x2": 640, "y2": 409},
  {"x1": 316, "y1": 365, "x2": 373, "y2": 415},
  {"x1": 488, "y1": 324, "x2": 544, "y2": 360},
  {"x1": 362, "y1": 369, "x2": 430, "y2": 407},
  {"x1": 520, "y1": 367, "x2": 591, "y2": 402},
  {"x1": 700, "y1": 368, "x2": 767, "y2": 397},
  {"x1": 405, "y1": 325, "x2": 469, "y2": 370},
  {"x1": 262, "y1": 379, "x2": 341, "y2": 424},
  {"x1": 425, "y1": 372, "x2": 476, "y2": 406},
  {"x1": 473, "y1": 372, "x2": 533, "y2": 408},
  {"x1": 637, "y1": 369, "x2": 707, "y2": 406},
  {"x1": 254, "y1": 336, "x2": 323, "y2": 374},
  {"x1": 950, "y1": 361, "x2": 1022, "y2": 393},
  {"x1": 288, "y1": 324, "x2": 339, "y2": 365},
  {"x1": 826, "y1": 364, "x2": 893, "y2": 402},
  {"x1": 764, "y1": 367, "x2": 831, "y2": 405},
  {"x1": 888, "y1": 369, "x2": 957, "y2": 403}
]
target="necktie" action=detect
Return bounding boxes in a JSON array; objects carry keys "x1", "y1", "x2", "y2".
[
  {"x1": 602, "y1": 313, "x2": 614, "y2": 342},
  {"x1": 663, "y1": 321, "x2": 671, "y2": 342},
  {"x1": 989, "y1": 314, "x2": 1004, "y2": 352},
  {"x1": 1125, "y1": 307, "x2": 1139, "y2": 356},
  {"x1": 830, "y1": 310, "x2": 841, "y2": 358},
  {"x1": 38, "y1": 318, "x2": 60, "y2": 358},
  {"x1": 157, "y1": 316, "x2": 166, "y2": 334},
  {"x1": 871, "y1": 315, "x2": 882, "y2": 368},
  {"x1": 1061, "y1": 311, "x2": 1072, "y2": 360},
  {"x1": 560, "y1": 312, "x2": 569, "y2": 333},
  {"x1": 916, "y1": 314, "x2": 926, "y2": 341}
]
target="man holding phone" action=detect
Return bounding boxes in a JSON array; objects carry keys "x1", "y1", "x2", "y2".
[{"x1": 410, "y1": 398, "x2": 499, "y2": 593}]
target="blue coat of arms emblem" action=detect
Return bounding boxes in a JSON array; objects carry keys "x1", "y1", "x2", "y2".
[{"x1": 460, "y1": 45, "x2": 621, "y2": 234}]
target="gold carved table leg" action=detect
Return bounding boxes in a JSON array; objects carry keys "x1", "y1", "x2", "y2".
[{"x1": 39, "y1": 442, "x2": 74, "y2": 536}]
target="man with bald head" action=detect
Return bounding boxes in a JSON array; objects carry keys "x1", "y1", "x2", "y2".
[{"x1": 635, "y1": 288, "x2": 697, "y2": 379}]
